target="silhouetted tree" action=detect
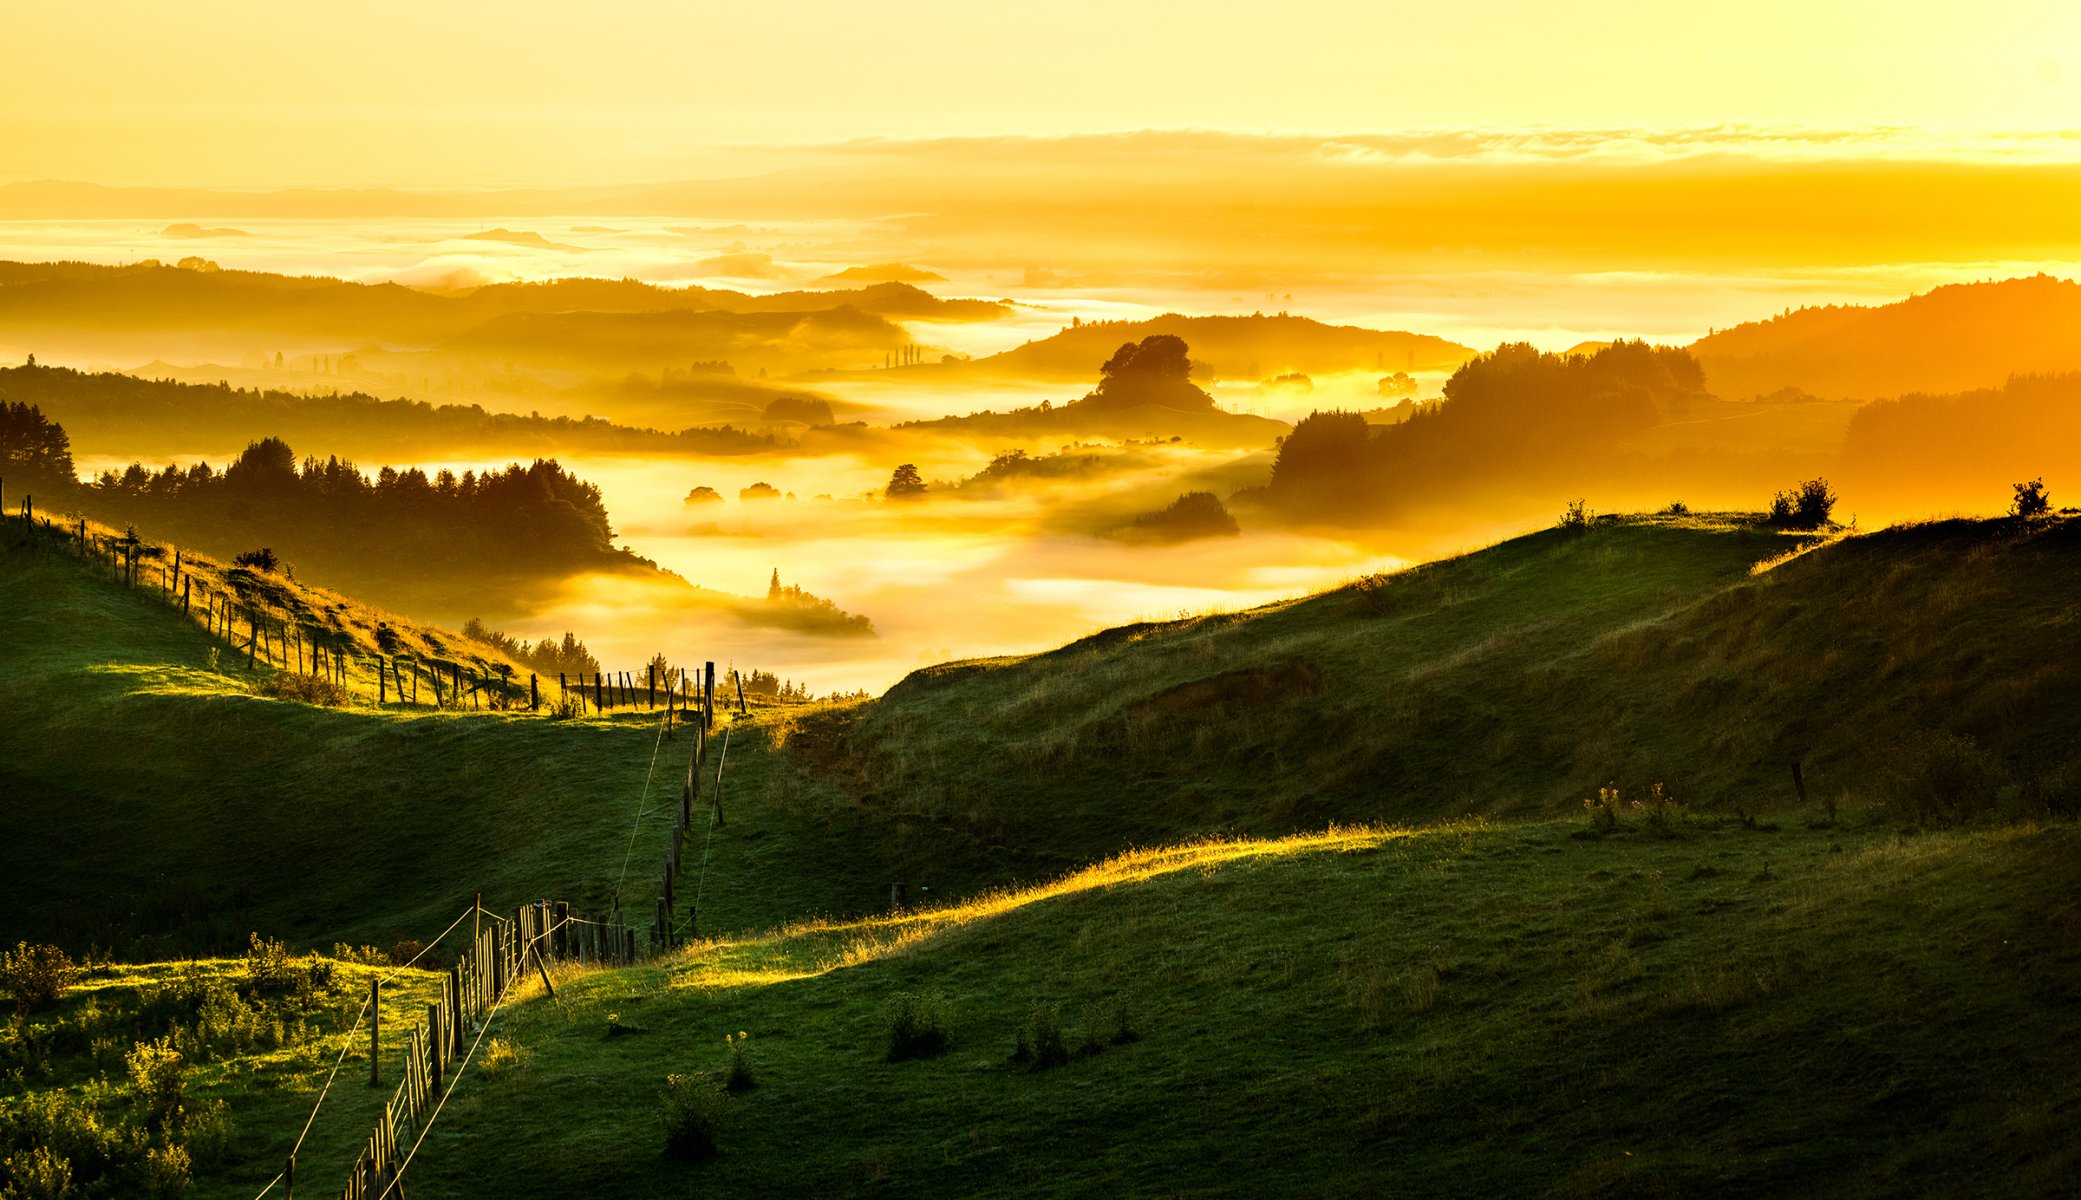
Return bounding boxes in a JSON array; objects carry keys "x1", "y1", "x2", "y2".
[
  {"x1": 885, "y1": 464, "x2": 927, "y2": 499},
  {"x1": 0, "y1": 402, "x2": 76, "y2": 496}
]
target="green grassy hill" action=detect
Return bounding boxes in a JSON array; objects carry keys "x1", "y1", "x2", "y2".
[
  {"x1": 754, "y1": 513, "x2": 2081, "y2": 895},
  {"x1": 5, "y1": 508, "x2": 2081, "y2": 1197},
  {"x1": 0, "y1": 528, "x2": 691, "y2": 956}
]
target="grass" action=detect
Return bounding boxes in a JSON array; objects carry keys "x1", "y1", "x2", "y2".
[
  {"x1": 7, "y1": 505, "x2": 2081, "y2": 1195},
  {"x1": 131, "y1": 812, "x2": 2073, "y2": 1199},
  {"x1": 0, "y1": 529, "x2": 695, "y2": 956},
  {"x1": 741, "y1": 513, "x2": 2081, "y2": 903}
]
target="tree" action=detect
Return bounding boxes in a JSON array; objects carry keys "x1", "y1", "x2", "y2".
[
  {"x1": 885, "y1": 463, "x2": 927, "y2": 499},
  {"x1": 2012, "y1": 477, "x2": 2051, "y2": 517},
  {"x1": 0, "y1": 402, "x2": 76, "y2": 494}
]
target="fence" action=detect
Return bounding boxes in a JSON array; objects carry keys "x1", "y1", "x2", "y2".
[
  {"x1": 6, "y1": 488, "x2": 739, "y2": 1195},
  {"x1": 2, "y1": 489, "x2": 746, "y2": 720},
  {"x1": 324, "y1": 707, "x2": 718, "y2": 1198}
]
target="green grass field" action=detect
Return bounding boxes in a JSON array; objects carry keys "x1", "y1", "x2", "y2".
[{"x1": 6, "y1": 509, "x2": 2080, "y2": 1197}]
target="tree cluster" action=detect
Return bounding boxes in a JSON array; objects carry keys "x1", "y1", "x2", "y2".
[{"x1": 80, "y1": 436, "x2": 634, "y2": 582}]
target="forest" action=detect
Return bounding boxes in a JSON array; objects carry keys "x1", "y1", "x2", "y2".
[{"x1": 76, "y1": 434, "x2": 647, "y2": 584}]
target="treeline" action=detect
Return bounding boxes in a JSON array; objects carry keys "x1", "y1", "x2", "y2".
[
  {"x1": 78, "y1": 435, "x2": 652, "y2": 585},
  {"x1": 1253, "y1": 340, "x2": 1710, "y2": 517},
  {"x1": 460, "y1": 619, "x2": 602, "y2": 678},
  {"x1": 1841, "y1": 372, "x2": 2081, "y2": 497},
  {"x1": 0, "y1": 364, "x2": 784, "y2": 461}
]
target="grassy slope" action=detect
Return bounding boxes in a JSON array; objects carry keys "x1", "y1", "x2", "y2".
[
  {"x1": 0, "y1": 539, "x2": 689, "y2": 955},
  {"x1": 9, "y1": 511, "x2": 2081, "y2": 1196},
  {"x1": 742, "y1": 515, "x2": 2081, "y2": 903},
  {"x1": 386, "y1": 815, "x2": 2078, "y2": 1199}
]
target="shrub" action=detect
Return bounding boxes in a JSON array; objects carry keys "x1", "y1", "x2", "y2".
[
  {"x1": 179, "y1": 1099, "x2": 236, "y2": 1168},
  {"x1": 723, "y1": 1031, "x2": 756, "y2": 1093},
  {"x1": 1581, "y1": 785, "x2": 1621, "y2": 834},
  {"x1": 0, "y1": 943, "x2": 78, "y2": 1013},
  {"x1": 373, "y1": 622, "x2": 401, "y2": 653},
  {"x1": 1663, "y1": 500, "x2": 1691, "y2": 516},
  {"x1": 142, "y1": 1143, "x2": 191, "y2": 1199},
  {"x1": 1889, "y1": 731, "x2": 2006, "y2": 826},
  {"x1": 386, "y1": 940, "x2": 427, "y2": 968},
  {"x1": 1, "y1": 1146, "x2": 73, "y2": 1200},
  {"x1": 127, "y1": 1037, "x2": 186, "y2": 1129},
  {"x1": 1768, "y1": 477, "x2": 1837, "y2": 529},
  {"x1": 659, "y1": 1074, "x2": 725, "y2": 1161},
  {"x1": 1019, "y1": 1004, "x2": 1069, "y2": 1070},
  {"x1": 254, "y1": 672, "x2": 348, "y2": 707},
  {"x1": 231, "y1": 547, "x2": 279, "y2": 572},
  {"x1": 885, "y1": 993, "x2": 950, "y2": 1062},
  {"x1": 1632, "y1": 781, "x2": 1683, "y2": 833},
  {"x1": 240, "y1": 934, "x2": 295, "y2": 993},
  {"x1": 2012, "y1": 477, "x2": 2051, "y2": 518},
  {"x1": 1557, "y1": 499, "x2": 1592, "y2": 533}
]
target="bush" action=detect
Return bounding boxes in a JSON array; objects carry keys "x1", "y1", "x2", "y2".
[
  {"x1": 1889, "y1": 731, "x2": 2006, "y2": 826},
  {"x1": 1557, "y1": 499, "x2": 1592, "y2": 533},
  {"x1": 126, "y1": 1037, "x2": 186, "y2": 1129},
  {"x1": 1663, "y1": 500, "x2": 1691, "y2": 516},
  {"x1": 253, "y1": 672, "x2": 348, "y2": 707},
  {"x1": 142, "y1": 1143, "x2": 191, "y2": 1200},
  {"x1": 723, "y1": 1032, "x2": 756, "y2": 1093},
  {"x1": 240, "y1": 934, "x2": 295, "y2": 993},
  {"x1": 231, "y1": 547, "x2": 279, "y2": 572},
  {"x1": 1768, "y1": 477, "x2": 1837, "y2": 529},
  {"x1": 1, "y1": 1146, "x2": 73, "y2": 1200},
  {"x1": 0, "y1": 943, "x2": 78, "y2": 1013},
  {"x1": 1014, "y1": 1004, "x2": 1069, "y2": 1070},
  {"x1": 659, "y1": 1074, "x2": 725, "y2": 1161},
  {"x1": 886, "y1": 993, "x2": 950, "y2": 1062},
  {"x1": 2012, "y1": 477, "x2": 2051, "y2": 518}
]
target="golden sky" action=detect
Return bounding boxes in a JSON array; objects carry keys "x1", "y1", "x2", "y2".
[{"x1": 4, "y1": 0, "x2": 2079, "y2": 187}]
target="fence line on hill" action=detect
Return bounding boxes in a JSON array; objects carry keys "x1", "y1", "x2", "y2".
[
  {"x1": 6, "y1": 488, "x2": 735, "y2": 1197},
  {"x1": 0, "y1": 490, "x2": 755, "y2": 720}
]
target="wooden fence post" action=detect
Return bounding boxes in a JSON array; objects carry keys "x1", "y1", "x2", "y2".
[
  {"x1": 530, "y1": 673, "x2": 538, "y2": 711},
  {"x1": 705, "y1": 662, "x2": 716, "y2": 730},
  {"x1": 554, "y1": 900, "x2": 570, "y2": 959},
  {"x1": 427, "y1": 1003, "x2": 444, "y2": 1091},
  {"x1": 594, "y1": 671, "x2": 604, "y2": 711},
  {"x1": 369, "y1": 978, "x2": 381, "y2": 1086},
  {"x1": 649, "y1": 664, "x2": 656, "y2": 709}
]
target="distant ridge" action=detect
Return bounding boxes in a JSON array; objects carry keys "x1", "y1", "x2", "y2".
[{"x1": 1690, "y1": 274, "x2": 2081, "y2": 400}]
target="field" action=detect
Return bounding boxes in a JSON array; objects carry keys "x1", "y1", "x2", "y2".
[{"x1": 5, "y1": 508, "x2": 2080, "y2": 1198}]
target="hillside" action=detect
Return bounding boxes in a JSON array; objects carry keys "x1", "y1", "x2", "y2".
[
  {"x1": 7, "y1": 507, "x2": 2081, "y2": 1197},
  {"x1": 0, "y1": 364, "x2": 795, "y2": 461},
  {"x1": 14, "y1": 817, "x2": 2079, "y2": 1198},
  {"x1": 1690, "y1": 274, "x2": 2081, "y2": 400},
  {"x1": 956, "y1": 312, "x2": 1474, "y2": 382},
  {"x1": 752, "y1": 513, "x2": 2081, "y2": 890},
  {"x1": 0, "y1": 260, "x2": 1009, "y2": 368},
  {"x1": 0, "y1": 523, "x2": 681, "y2": 955}
]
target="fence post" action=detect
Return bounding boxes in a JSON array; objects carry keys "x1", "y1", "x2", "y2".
[
  {"x1": 554, "y1": 900, "x2": 570, "y2": 959},
  {"x1": 594, "y1": 671, "x2": 604, "y2": 710},
  {"x1": 284, "y1": 1153, "x2": 294, "y2": 1199},
  {"x1": 428, "y1": 1003, "x2": 444, "y2": 1091},
  {"x1": 369, "y1": 978, "x2": 381, "y2": 1086},
  {"x1": 705, "y1": 662, "x2": 716, "y2": 730}
]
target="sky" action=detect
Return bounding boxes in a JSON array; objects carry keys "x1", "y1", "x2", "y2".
[{"x1": 4, "y1": 0, "x2": 2079, "y2": 188}]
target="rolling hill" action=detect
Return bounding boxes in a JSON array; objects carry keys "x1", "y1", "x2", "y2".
[{"x1": 1690, "y1": 274, "x2": 2081, "y2": 401}]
